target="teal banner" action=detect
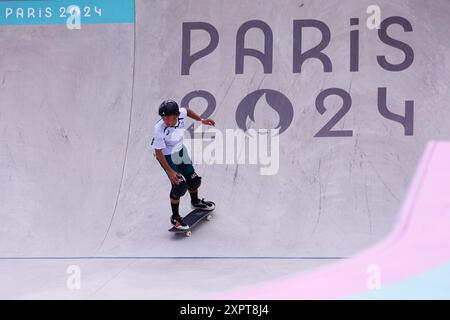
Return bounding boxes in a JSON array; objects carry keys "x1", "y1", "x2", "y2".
[{"x1": 0, "y1": 0, "x2": 135, "y2": 25}]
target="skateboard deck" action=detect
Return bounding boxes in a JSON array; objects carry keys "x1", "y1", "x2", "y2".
[{"x1": 168, "y1": 208, "x2": 213, "y2": 237}]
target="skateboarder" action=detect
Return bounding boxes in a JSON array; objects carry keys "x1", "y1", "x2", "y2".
[{"x1": 151, "y1": 100, "x2": 216, "y2": 230}]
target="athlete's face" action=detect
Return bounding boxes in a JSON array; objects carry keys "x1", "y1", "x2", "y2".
[{"x1": 162, "y1": 114, "x2": 178, "y2": 127}]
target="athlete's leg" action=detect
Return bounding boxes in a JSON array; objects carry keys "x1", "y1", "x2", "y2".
[
  {"x1": 175, "y1": 146, "x2": 201, "y2": 203},
  {"x1": 178, "y1": 148, "x2": 214, "y2": 210},
  {"x1": 186, "y1": 172, "x2": 201, "y2": 203},
  {"x1": 157, "y1": 151, "x2": 187, "y2": 218}
]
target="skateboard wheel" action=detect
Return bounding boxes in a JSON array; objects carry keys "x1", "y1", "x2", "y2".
[
  {"x1": 185, "y1": 231, "x2": 192, "y2": 237},
  {"x1": 206, "y1": 215, "x2": 212, "y2": 221}
]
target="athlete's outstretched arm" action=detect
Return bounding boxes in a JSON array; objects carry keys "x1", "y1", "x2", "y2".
[{"x1": 187, "y1": 107, "x2": 215, "y2": 126}]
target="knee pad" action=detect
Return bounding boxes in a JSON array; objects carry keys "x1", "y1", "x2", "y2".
[
  {"x1": 186, "y1": 172, "x2": 202, "y2": 190},
  {"x1": 170, "y1": 179, "x2": 188, "y2": 198}
]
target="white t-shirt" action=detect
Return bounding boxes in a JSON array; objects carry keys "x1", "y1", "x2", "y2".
[{"x1": 150, "y1": 107, "x2": 188, "y2": 155}]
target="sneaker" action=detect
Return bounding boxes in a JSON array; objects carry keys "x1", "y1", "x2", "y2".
[
  {"x1": 191, "y1": 198, "x2": 215, "y2": 211},
  {"x1": 170, "y1": 215, "x2": 189, "y2": 230}
]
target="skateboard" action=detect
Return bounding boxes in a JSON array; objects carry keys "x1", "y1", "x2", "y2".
[{"x1": 168, "y1": 208, "x2": 214, "y2": 237}]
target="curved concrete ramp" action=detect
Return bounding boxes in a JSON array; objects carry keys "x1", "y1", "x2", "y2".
[
  {"x1": 0, "y1": 23, "x2": 135, "y2": 256},
  {"x1": 1, "y1": 0, "x2": 450, "y2": 298},
  {"x1": 101, "y1": 0, "x2": 450, "y2": 258},
  {"x1": 222, "y1": 141, "x2": 450, "y2": 299}
]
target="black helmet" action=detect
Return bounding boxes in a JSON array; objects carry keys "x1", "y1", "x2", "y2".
[{"x1": 158, "y1": 100, "x2": 180, "y2": 116}]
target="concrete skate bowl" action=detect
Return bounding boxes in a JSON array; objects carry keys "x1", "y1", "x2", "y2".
[{"x1": 1, "y1": 0, "x2": 450, "y2": 298}]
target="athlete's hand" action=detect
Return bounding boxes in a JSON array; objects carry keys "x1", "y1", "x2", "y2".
[
  {"x1": 201, "y1": 118, "x2": 215, "y2": 126},
  {"x1": 168, "y1": 171, "x2": 183, "y2": 185}
]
